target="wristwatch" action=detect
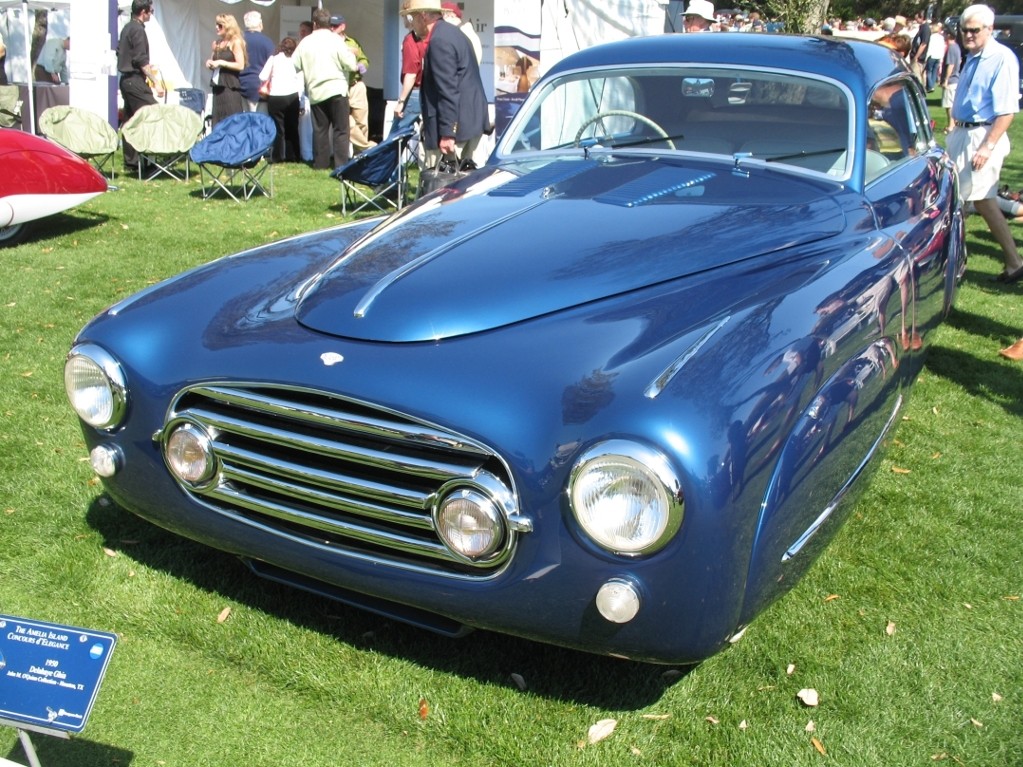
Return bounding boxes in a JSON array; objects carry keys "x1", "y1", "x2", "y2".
[{"x1": 985, "y1": 140, "x2": 997, "y2": 151}]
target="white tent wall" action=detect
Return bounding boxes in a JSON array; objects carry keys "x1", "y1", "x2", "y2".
[{"x1": 539, "y1": 0, "x2": 668, "y2": 78}]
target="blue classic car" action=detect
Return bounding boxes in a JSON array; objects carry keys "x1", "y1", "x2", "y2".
[{"x1": 66, "y1": 35, "x2": 964, "y2": 664}]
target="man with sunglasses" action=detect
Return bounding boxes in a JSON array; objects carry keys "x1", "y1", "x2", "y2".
[
  {"x1": 948, "y1": 4, "x2": 1023, "y2": 283},
  {"x1": 117, "y1": 0, "x2": 163, "y2": 173}
]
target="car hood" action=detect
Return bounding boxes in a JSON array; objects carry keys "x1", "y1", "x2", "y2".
[{"x1": 296, "y1": 157, "x2": 847, "y2": 342}]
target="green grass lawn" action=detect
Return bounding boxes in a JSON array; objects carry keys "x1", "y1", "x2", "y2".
[{"x1": 1, "y1": 104, "x2": 1021, "y2": 766}]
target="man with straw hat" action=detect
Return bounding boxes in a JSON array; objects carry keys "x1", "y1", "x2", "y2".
[{"x1": 404, "y1": 0, "x2": 488, "y2": 170}]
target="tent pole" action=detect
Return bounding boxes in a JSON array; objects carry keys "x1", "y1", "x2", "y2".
[{"x1": 22, "y1": 0, "x2": 35, "y2": 133}]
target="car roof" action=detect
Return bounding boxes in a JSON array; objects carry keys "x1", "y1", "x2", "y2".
[{"x1": 542, "y1": 34, "x2": 910, "y2": 103}]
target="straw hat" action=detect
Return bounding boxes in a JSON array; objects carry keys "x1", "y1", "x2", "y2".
[{"x1": 402, "y1": 0, "x2": 443, "y2": 13}]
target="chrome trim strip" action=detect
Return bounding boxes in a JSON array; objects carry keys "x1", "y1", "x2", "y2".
[
  {"x1": 185, "y1": 406, "x2": 476, "y2": 481},
  {"x1": 644, "y1": 315, "x2": 731, "y2": 399},
  {"x1": 220, "y1": 463, "x2": 435, "y2": 531},
  {"x1": 207, "y1": 485, "x2": 455, "y2": 562},
  {"x1": 353, "y1": 199, "x2": 548, "y2": 318},
  {"x1": 782, "y1": 393, "x2": 904, "y2": 562},
  {"x1": 194, "y1": 385, "x2": 489, "y2": 454},
  {"x1": 216, "y1": 442, "x2": 430, "y2": 511}
]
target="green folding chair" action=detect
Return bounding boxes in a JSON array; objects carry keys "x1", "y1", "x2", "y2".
[{"x1": 39, "y1": 105, "x2": 120, "y2": 180}]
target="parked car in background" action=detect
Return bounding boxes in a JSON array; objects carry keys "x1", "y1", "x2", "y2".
[
  {"x1": 0, "y1": 128, "x2": 107, "y2": 246},
  {"x1": 65, "y1": 35, "x2": 964, "y2": 665}
]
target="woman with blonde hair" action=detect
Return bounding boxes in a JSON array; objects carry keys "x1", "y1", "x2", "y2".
[{"x1": 205, "y1": 13, "x2": 247, "y2": 126}]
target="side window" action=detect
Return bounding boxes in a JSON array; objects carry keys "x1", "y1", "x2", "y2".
[{"x1": 866, "y1": 78, "x2": 929, "y2": 181}]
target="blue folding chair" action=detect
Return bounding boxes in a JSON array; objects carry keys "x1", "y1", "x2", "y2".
[
  {"x1": 190, "y1": 112, "x2": 276, "y2": 202},
  {"x1": 330, "y1": 126, "x2": 417, "y2": 215}
]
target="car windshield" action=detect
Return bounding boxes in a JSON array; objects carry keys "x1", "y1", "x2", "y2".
[{"x1": 500, "y1": 66, "x2": 853, "y2": 176}]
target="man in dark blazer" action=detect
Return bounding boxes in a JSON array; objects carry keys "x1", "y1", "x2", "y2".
[{"x1": 406, "y1": 0, "x2": 488, "y2": 169}]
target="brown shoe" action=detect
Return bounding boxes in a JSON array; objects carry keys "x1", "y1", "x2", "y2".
[{"x1": 999, "y1": 339, "x2": 1023, "y2": 361}]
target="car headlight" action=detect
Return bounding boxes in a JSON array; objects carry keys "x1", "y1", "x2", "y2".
[
  {"x1": 569, "y1": 440, "x2": 684, "y2": 556},
  {"x1": 164, "y1": 422, "x2": 218, "y2": 487},
  {"x1": 64, "y1": 344, "x2": 128, "y2": 430},
  {"x1": 434, "y1": 471, "x2": 520, "y2": 564}
]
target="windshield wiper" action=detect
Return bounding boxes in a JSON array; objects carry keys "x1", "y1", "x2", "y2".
[{"x1": 761, "y1": 147, "x2": 846, "y2": 162}]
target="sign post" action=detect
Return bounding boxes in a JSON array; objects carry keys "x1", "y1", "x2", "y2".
[{"x1": 0, "y1": 615, "x2": 117, "y2": 766}]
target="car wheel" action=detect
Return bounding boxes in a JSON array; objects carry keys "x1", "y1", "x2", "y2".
[{"x1": 0, "y1": 223, "x2": 27, "y2": 247}]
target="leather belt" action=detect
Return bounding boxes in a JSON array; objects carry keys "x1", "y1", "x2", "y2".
[{"x1": 955, "y1": 120, "x2": 992, "y2": 128}]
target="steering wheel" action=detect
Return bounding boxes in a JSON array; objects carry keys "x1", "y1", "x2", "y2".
[{"x1": 573, "y1": 109, "x2": 675, "y2": 150}]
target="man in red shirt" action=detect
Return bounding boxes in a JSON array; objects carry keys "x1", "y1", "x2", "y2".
[{"x1": 391, "y1": 2, "x2": 429, "y2": 136}]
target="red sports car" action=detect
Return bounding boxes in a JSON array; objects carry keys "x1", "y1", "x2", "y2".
[{"x1": 0, "y1": 128, "x2": 107, "y2": 246}]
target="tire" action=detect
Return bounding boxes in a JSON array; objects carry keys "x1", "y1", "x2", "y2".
[{"x1": 0, "y1": 222, "x2": 27, "y2": 247}]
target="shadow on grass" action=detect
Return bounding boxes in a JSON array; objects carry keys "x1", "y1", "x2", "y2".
[
  {"x1": 85, "y1": 499, "x2": 692, "y2": 710},
  {"x1": 925, "y1": 305, "x2": 1023, "y2": 417},
  {"x1": 13, "y1": 210, "x2": 110, "y2": 247},
  {"x1": 4, "y1": 735, "x2": 133, "y2": 767}
]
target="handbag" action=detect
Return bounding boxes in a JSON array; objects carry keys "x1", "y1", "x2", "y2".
[{"x1": 417, "y1": 157, "x2": 475, "y2": 198}]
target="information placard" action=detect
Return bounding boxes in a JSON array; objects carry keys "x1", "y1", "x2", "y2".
[{"x1": 0, "y1": 615, "x2": 116, "y2": 734}]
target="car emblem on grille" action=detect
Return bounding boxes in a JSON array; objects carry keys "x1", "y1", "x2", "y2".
[{"x1": 320, "y1": 352, "x2": 345, "y2": 366}]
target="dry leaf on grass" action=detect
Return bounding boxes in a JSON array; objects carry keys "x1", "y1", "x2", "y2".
[
  {"x1": 216, "y1": 607, "x2": 231, "y2": 623},
  {"x1": 102, "y1": 547, "x2": 118, "y2": 558},
  {"x1": 886, "y1": 621, "x2": 897, "y2": 636},
  {"x1": 891, "y1": 466, "x2": 912, "y2": 474},
  {"x1": 970, "y1": 718, "x2": 983, "y2": 728},
  {"x1": 805, "y1": 720, "x2": 816, "y2": 732},
  {"x1": 739, "y1": 720, "x2": 748, "y2": 730},
  {"x1": 705, "y1": 715, "x2": 719, "y2": 725},
  {"x1": 824, "y1": 594, "x2": 840, "y2": 602},
  {"x1": 418, "y1": 698, "x2": 429, "y2": 720},
  {"x1": 811, "y1": 736, "x2": 826, "y2": 755},
  {"x1": 992, "y1": 692, "x2": 1003, "y2": 703},
  {"x1": 797, "y1": 688, "x2": 820, "y2": 707},
  {"x1": 641, "y1": 714, "x2": 670, "y2": 721},
  {"x1": 786, "y1": 663, "x2": 796, "y2": 675},
  {"x1": 586, "y1": 719, "x2": 617, "y2": 745}
]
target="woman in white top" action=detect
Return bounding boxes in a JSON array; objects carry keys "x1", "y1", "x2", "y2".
[{"x1": 259, "y1": 37, "x2": 304, "y2": 162}]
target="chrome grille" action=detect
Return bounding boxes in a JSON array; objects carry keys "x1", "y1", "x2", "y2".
[{"x1": 164, "y1": 384, "x2": 517, "y2": 576}]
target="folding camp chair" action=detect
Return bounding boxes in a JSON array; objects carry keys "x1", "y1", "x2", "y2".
[
  {"x1": 120, "y1": 103, "x2": 203, "y2": 181},
  {"x1": 189, "y1": 112, "x2": 276, "y2": 202},
  {"x1": 175, "y1": 87, "x2": 209, "y2": 136},
  {"x1": 330, "y1": 126, "x2": 416, "y2": 215},
  {"x1": 39, "y1": 105, "x2": 120, "y2": 179},
  {"x1": 0, "y1": 85, "x2": 22, "y2": 129}
]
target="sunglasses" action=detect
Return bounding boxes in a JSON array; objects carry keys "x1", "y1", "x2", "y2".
[{"x1": 962, "y1": 26, "x2": 985, "y2": 35}]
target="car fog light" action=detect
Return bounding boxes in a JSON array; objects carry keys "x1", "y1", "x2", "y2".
[
  {"x1": 65, "y1": 345, "x2": 127, "y2": 430},
  {"x1": 89, "y1": 445, "x2": 122, "y2": 478},
  {"x1": 595, "y1": 578, "x2": 641, "y2": 624},
  {"x1": 436, "y1": 487, "x2": 505, "y2": 562},
  {"x1": 570, "y1": 440, "x2": 684, "y2": 556},
  {"x1": 164, "y1": 423, "x2": 216, "y2": 486}
]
